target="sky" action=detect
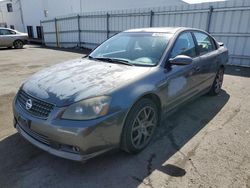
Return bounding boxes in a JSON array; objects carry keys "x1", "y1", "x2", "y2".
[
  {"x1": 182, "y1": 0, "x2": 226, "y2": 4},
  {"x1": 0, "y1": 0, "x2": 227, "y2": 2}
]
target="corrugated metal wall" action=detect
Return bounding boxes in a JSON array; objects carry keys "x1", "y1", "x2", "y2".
[{"x1": 41, "y1": 0, "x2": 250, "y2": 67}]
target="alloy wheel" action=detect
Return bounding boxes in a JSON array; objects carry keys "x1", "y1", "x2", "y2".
[{"x1": 130, "y1": 106, "x2": 157, "y2": 149}]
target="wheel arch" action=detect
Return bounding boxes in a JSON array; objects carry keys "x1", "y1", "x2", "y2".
[
  {"x1": 126, "y1": 92, "x2": 162, "y2": 121},
  {"x1": 13, "y1": 39, "x2": 24, "y2": 44},
  {"x1": 139, "y1": 93, "x2": 162, "y2": 114},
  {"x1": 119, "y1": 92, "x2": 162, "y2": 146},
  {"x1": 219, "y1": 64, "x2": 225, "y2": 70}
]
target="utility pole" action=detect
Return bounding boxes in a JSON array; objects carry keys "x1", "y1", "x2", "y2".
[
  {"x1": 17, "y1": 0, "x2": 25, "y2": 32},
  {"x1": 0, "y1": 0, "x2": 8, "y2": 25},
  {"x1": 80, "y1": 0, "x2": 82, "y2": 13},
  {"x1": 0, "y1": 7, "x2": 4, "y2": 24}
]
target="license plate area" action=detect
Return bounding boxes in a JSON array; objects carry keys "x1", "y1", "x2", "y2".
[{"x1": 17, "y1": 115, "x2": 31, "y2": 129}]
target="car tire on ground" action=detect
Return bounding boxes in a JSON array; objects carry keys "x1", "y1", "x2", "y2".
[
  {"x1": 121, "y1": 98, "x2": 159, "y2": 154},
  {"x1": 209, "y1": 67, "x2": 224, "y2": 96},
  {"x1": 13, "y1": 40, "x2": 24, "y2": 49}
]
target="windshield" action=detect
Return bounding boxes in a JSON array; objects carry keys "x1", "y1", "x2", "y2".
[{"x1": 89, "y1": 32, "x2": 172, "y2": 66}]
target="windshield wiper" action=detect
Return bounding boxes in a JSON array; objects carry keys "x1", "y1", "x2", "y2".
[{"x1": 88, "y1": 56, "x2": 133, "y2": 66}]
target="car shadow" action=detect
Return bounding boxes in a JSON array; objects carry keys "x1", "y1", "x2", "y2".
[
  {"x1": 0, "y1": 46, "x2": 30, "y2": 51},
  {"x1": 0, "y1": 47, "x2": 18, "y2": 50},
  {"x1": 0, "y1": 90, "x2": 230, "y2": 187},
  {"x1": 225, "y1": 65, "x2": 250, "y2": 78}
]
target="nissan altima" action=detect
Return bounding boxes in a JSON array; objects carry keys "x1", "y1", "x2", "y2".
[
  {"x1": 13, "y1": 27, "x2": 228, "y2": 161},
  {"x1": 0, "y1": 27, "x2": 28, "y2": 49}
]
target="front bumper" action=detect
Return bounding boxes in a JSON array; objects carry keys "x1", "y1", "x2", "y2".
[{"x1": 13, "y1": 98, "x2": 126, "y2": 161}]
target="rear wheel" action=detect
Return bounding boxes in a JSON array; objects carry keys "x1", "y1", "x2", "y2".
[
  {"x1": 209, "y1": 67, "x2": 224, "y2": 95},
  {"x1": 121, "y1": 98, "x2": 159, "y2": 154},
  {"x1": 13, "y1": 40, "x2": 24, "y2": 49}
]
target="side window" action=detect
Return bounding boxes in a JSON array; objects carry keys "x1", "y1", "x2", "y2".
[
  {"x1": 210, "y1": 37, "x2": 217, "y2": 50},
  {"x1": 0, "y1": 29, "x2": 14, "y2": 35},
  {"x1": 10, "y1": 25, "x2": 15, "y2": 30},
  {"x1": 7, "y1": 3, "x2": 13, "y2": 12},
  {"x1": 193, "y1": 32, "x2": 214, "y2": 55},
  {"x1": 170, "y1": 32, "x2": 196, "y2": 58}
]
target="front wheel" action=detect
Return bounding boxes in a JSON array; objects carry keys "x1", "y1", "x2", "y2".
[
  {"x1": 209, "y1": 67, "x2": 224, "y2": 95},
  {"x1": 121, "y1": 98, "x2": 159, "y2": 154}
]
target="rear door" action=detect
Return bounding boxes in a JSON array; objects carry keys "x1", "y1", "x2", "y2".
[
  {"x1": 192, "y1": 31, "x2": 218, "y2": 90},
  {"x1": 0, "y1": 29, "x2": 16, "y2": 47},
  {"x1": 0, "y1": 29, "x2": 6, "y2": 47}
]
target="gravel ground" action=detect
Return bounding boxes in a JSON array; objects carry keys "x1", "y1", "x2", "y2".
[{"x1": 0, "y1": 45, "x2": 249, "y2": 188}]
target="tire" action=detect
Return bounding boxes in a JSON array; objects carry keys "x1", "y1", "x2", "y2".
[
  {"x1": 121, "y1": 98, "x2": 159, "y2": 154},
  {"x1": 13, "y1": 40, "x2": 24, "y2": 49},
  {"x1": 209, "y1": 67, "x2": 224, "y2": 96}
]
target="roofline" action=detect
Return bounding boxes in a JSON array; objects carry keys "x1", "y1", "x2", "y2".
[
  {"x1": 123, "y1": 27, "x2": 191, "y2": 34},
  {"x1": 123, "y1": 27, "x2": 213, "y2": 35}
]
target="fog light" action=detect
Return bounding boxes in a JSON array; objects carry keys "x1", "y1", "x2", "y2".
[
  {"x1": 72, "y1": 146, "x2": 80, "y2": 152},
  {"x1": 60, "y1": 144, "x2": 80, "y2": 153}
]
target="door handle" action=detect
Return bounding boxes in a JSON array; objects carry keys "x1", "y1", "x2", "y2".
[{"x1": 194, "y1": 66, "x2": 201, "y2": 72}]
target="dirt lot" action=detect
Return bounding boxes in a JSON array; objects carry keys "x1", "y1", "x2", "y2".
[{"x1": 0, "y1": 45, "x2": 250, "y2": 188}]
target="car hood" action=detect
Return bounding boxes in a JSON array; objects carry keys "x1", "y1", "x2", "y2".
[{"x1": 22, "y1": 58, "x2": 152, "y2": 106}]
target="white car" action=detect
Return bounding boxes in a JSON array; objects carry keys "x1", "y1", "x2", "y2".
[{"x1": 0, "y1": 27, "x2": 28, "y2": 49}]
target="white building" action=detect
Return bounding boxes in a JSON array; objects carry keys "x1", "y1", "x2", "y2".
[
  {"x1": 0, "y1": 0, "x2": 226, "y2": 39},
  {"x1": 0, "y1": 0, "x2": 83, "y2": 38},
  {"x1": 0, "y1": 0, "x2": 23, "y2": 29}
]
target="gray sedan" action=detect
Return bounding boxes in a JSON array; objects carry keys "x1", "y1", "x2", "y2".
[
  {"x1": 0, "y1": 27, "x2": 28, "y2": 49},
  {"x1": 13, "y1": 27, "x2": 228, "y2": 161}
]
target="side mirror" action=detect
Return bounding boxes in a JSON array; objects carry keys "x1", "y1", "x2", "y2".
[
  {"x1": 218, "y1": 42, "x2": 224, "y2": 47},
  {"x1": 169, "y1": 55, "x2": 193, "y2": 66}
]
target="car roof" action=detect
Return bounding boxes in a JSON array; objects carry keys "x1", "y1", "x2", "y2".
[
  {"x1": 124, "y1": 27, "x2": 191, "y2": 34},
  {"x1": 0, "y1": 27, "x2": 11, "y2": 30}
]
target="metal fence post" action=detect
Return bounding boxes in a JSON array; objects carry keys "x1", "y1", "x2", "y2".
[
  {"x1": 106, "y1": 13, "x2": 110, "y2": 39},
  {"x1": 77, "y1": 14, "x2": 81, "y2": 47},
  {"x1": 55, "y1": 18, "x2": 59, "y2": 47},
  {"x1": 40, "y1": 20, "x2": 45, "y2": 46},
  {"x1": 149, "y1": 10, "x2": 154, "y2": 27},
  {"x1": 206, "y1": 6, "x2": 213, "y2": 33}
]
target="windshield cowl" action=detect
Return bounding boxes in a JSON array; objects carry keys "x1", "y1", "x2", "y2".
[{"x1": 88, "y1": 56, "x2": 133, "y2": 66}]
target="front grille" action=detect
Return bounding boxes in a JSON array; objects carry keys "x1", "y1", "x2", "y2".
[
  {"x1": 18, "y1": 122, "x2": 51, "y2": 146},
  {"x1": 17, "y1": 90, "x2": 54, "y2": 118}
]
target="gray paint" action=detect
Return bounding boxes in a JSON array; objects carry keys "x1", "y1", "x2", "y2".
[
  {"x1": 13, "y1": 27, "x2": 228, "y2": 161},
  {"x1": 22, "y1": 58, "x2": 152, "y2": 106}
]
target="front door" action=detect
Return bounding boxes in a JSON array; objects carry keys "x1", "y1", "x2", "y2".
[{"x1": 164, "y1": 32, "x2": 201, "y2": 111}]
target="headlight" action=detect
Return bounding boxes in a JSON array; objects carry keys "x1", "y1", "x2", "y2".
[{"x1": 61, "y1": 96, "x2": 111, "y2": 120}]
